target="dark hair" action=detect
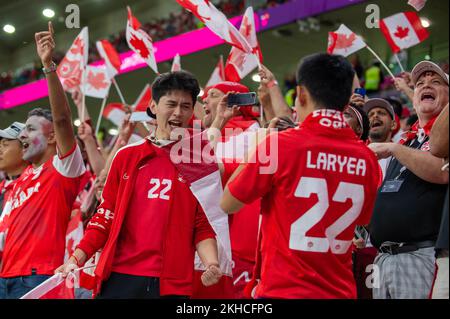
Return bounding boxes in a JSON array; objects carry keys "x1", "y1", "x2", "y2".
[
  {"x1": 353, "y1": 105, "x2": 370, "y2": 142},
  {"x1": 151, "y1": 71, "x2": 200, "y2": 106},
  {"x1": 296, "y1": 53, "x2": 354, "y2": 111},
  {"x1": 28, "y1": 108, "x2": 53, "y2": 122}
]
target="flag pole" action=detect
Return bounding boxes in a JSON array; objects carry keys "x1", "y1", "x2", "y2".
[
  {"x1": 112, "y1": 78, "x2": 127, "y2": 105},
  {"x1": 95, "y1": 93, "x2": 109, "y2": 136},
  {"x1": 394, "y1": 53, "x2": 406, "y2": 73},
  {"x1": 81, "y1": 67, "x2": 87, "y2": 122},
  {"x1": 254, "y1": 49, "x2": 262, "y2": 70},
  {"x1": 365, "y1": 45, "x2": 396, "y2": 79},
  {"x1": 219, "y1": 55, "x2": 225, "y2": 80}
]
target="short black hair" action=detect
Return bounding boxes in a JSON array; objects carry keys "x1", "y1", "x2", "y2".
[
  {"x1": 296, "y1": 53, "x2": 355, "y2": 111},
  {"x1": 28, "y1": 108, "x2": 53, "y2": 122},
  {"x1": 151, "y1": 71, "x2": 200, "y2": 106}
]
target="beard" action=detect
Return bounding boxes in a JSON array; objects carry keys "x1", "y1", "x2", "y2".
[{"x1": 369, "y1": 129, "x2": 389, "y2": 143}]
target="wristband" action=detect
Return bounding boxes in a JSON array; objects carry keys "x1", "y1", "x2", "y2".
[
  {"x1": 42, "y1": 62, "x2": 57, "y2": 74},
  {"x1": 266, "y1": 80, "x2": 278, "y2": 89}
]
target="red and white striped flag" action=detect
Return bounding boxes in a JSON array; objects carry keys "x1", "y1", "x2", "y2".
[
  {"x1": 81, "y1": 66, "x2": 111, "y2": 99},
  {"x1": 96, "y1": 40, "x2": 122, "y2": 79},
  {"x1": 327, "y1": 24, "x2": 366, "y2": 57},
  {"x1": 176, "y1": 0, "x2": 252, "y2": 53},
  {"x1": 380, "y1": 12, "x2": 429, "y2": 54},
  {"x1": 171, "y1": 53, "x2": 182, "y2": 72},
  {"x1": 57, "y1": 27, "x2": 89, "y2": 92},
  {"x1": 206, "y1": 56, "x2": 226, "y2": 88},
  {"x1": 126, "y1": 6, "x2": 158, "y2": 74},
  {"x1": 225, "y1": 7, "x2": 262, "y2": 82}
]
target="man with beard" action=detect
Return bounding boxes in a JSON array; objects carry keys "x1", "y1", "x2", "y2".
[
  {"x1": 364, "y1": 98, "x2": 397, "y2": 179},
  {"x1": 0, "y1": 22, "x2": 86, "y2": 299},
  {"x1": 369, "y1": 61, "x2": 449, "y2": 299}
]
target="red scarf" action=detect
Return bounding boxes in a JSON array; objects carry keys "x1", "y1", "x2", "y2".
[{"x1": 400, "y1": 116, "x2": 437, "y2": 145}]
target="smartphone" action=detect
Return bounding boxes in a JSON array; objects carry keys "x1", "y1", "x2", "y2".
[
  {"x1": 354, "y1": 88, "x2": 366, "y2": 98},
  {"x1": 227, "y1": 92, "x2": 257, "y2": 107}
]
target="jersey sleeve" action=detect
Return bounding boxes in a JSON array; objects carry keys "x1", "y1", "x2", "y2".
[
  {"x1": 76, "y1": 151, "x2": 121, "y2": 259},
  {"x1": 53, "y1": 143, "x2": 86, "y2": 178},
  {"x1": 227, "y1": 135, "x2": 276, "y2": 205},
  {"x1": 194, "y1": 203, "x2": 216, "y2": 245}
]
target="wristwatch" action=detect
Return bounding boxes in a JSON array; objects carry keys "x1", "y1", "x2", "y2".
[{"x1": 42, "y1": 62, "x2": 57, "y2": 74}]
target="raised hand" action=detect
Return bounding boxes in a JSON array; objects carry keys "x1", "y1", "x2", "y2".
[
  {"x1": 78, "y1": 122, "x2": 93, "y2": 141},
  {"x1": 258, "y1": 64, "x2": 276, "y2": 86},
  {"x1": 35, "y1": 21, "x2": 55, "y2": 67}
]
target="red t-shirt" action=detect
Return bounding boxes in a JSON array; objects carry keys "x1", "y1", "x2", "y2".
[
  {"x1": 0, "y1": 145, "x2": 86, "y2": 277},
  {"x1": 228, "y1": 110, "x2": 380, "y2": 299},
  {"x1": 111, "y1": 145, "x2": 206, "y2": 277}
]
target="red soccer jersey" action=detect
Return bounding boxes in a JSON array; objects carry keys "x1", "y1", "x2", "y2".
[
  {"x1": 112, "y1": 146, "x2": 196, "y2": 277},
  {"x1": 0, "y1": 145, "x2": 85, "y2": 277},
  {"x1": 228, "y1": 110, "x2": 380, "y2": 299}
]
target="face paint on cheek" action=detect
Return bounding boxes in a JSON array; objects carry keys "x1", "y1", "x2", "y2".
[{"x1": 23, "y1": 135, "x2": 48, "y2": 161}]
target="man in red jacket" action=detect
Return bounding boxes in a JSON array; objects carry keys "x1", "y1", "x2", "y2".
[{"x1": 56, "y1": 71, "x2": 222, "y2": 299}]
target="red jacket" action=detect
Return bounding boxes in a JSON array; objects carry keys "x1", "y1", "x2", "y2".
[{"x1": 77, "y1": 138, "x2": 215, "y2": 296}]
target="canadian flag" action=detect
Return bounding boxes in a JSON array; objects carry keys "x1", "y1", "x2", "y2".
[
  {"x1": 126, "y1": 6, "x2": 158, "y2": 74},
  {"x1": 80, "y1": 66, "x2": 111, "y2": 99},
  {"x1": 327, "y1": 24, "x2": 366, "y2": 57},
  {"x1": 176, "y1": 0, "x2": 252, "y2": 53},
  {"x1": 130, "y1": 84, "x2": 153, "y2": 122},
  {"x1": 408, "y1": 0, "x2": 427, "y2": 11},
  {"x1": 206, "y1": 56, "x2": 226, "y2": 88},
  {"x1": 103, "y1": 102, "x2": 126, "y2": 127},
  {"x1": 163, "y1": 129, "x2": 233, "y2": 277},
  {"x1": 380, "y1": 12, "x2": 429, "y2": 54},
  {"x1": 171, "y1": 53, "x2": 182, "y2": 72},
  {"x1": 64, "y1": 211, "x2": 84, "y2": 262},
  {"x1": 20, "y1": 273, "x2": 75, "y2": 299},
  {"x1": 225, "y1": 7, "x2": 262, "y2": 83},
  {"x1": 96, "y1": 40, "x2": 122, "y2": 79},
  {"x1": 57, "y1": 27, "x2": 89, "y2": 92}
]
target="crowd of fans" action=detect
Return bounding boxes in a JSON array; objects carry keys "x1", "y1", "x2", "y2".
[
  {"x1": 0, "y1": 0, "x2": 288, "y2": 92},
  {"x1": 0, "y1": 1, "x2": 448, "y2": 302}
]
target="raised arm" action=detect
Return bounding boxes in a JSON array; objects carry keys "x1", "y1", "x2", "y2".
[
  {"x1": 258, "y1": 65, "x2": 292, "y2": 119},
  {"x1": 35, "y1": 21, "x2": 76, "y2": 157},
  {"x1": 369, "y1": 142, "x2": 449, "y2": 184},
  {"x1": 430, "y1": 104, "x2": 449, "y2": 159}
]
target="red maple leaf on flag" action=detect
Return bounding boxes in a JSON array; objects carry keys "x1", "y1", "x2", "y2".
[
  {"x1": 176, "y1": 0, "x2": 211, "y2": 23},
  {"x1": 70, "y1": 37, "x2": 84, "y2": 56},
  {"x1": 129, "y1": 34, "x2": 150, "y2": 59},
  {"x1": 394, "y1": 25, "x2": 410, "y2": 39},
  {"x1": 334, "y1": 33, "x2": 357, "y2": 50},
  {"x1": 87, "y1": 71, "x2": 109, "y2": 90},
  {"x1": 241, "y1": 16, "x2": 252, "y2": 38}
]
